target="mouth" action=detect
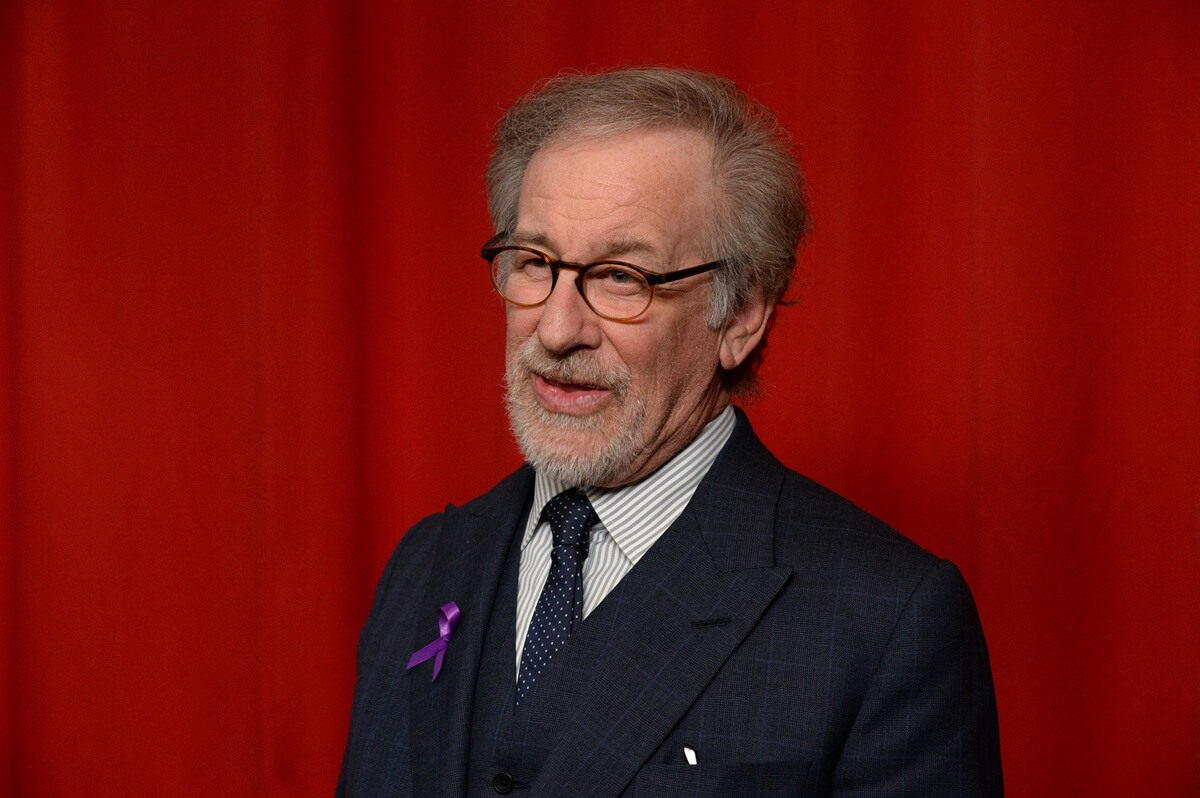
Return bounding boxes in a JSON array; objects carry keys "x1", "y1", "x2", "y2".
[{"x1": 532, "y1": 372, "x2": 613, "y2": 414}]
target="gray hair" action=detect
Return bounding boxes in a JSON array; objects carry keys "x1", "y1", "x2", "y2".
[{"x1": 486, "y1": 67, "x2": 811, "y2": 395}]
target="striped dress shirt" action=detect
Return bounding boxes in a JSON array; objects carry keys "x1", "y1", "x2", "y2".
[{"x1": 514, "y1": 404, "x2": 736, "y2": 676}]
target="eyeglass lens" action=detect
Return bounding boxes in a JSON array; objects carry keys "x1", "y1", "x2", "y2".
[{"x1": 490, "y1": 249, "x2": 652, "y2": 320}]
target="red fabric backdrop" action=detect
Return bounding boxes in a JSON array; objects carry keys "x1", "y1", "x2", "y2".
[{"x1": 4, "y1": 0, "x2": 1199, "y2": 795}]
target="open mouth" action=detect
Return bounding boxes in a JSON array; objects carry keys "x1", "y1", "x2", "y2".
[
  {"x1": 532, "y1": 372, "x2": 612, "y2": 413},
  {"x1": 541, "y1": 375, "x2": 605, "y2": 392}
]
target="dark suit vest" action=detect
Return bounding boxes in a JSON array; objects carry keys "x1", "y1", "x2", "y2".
[{"x1": 466, "y1": 513, "x2": 591, "y2": 795}]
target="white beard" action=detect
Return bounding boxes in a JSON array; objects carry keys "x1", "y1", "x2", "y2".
[{"x1": 504, "y1": 337, "x2": 647, "y2": 487}]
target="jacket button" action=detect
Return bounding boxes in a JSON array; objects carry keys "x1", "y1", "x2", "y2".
[{"x1": 492, "y1": 771, "x2": 515, "y2": 794}]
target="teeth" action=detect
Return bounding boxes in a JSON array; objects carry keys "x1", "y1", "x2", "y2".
[
  {"x1": 536, "y1": 371, "x2": 608, "y2": 392},
  {"x1": 548, "y1": 376, "x2": 601, "y2": 391}
]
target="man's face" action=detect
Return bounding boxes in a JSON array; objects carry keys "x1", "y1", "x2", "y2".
[{"x1": 503, "y1": 127, "x2": 734, "y2": 488}]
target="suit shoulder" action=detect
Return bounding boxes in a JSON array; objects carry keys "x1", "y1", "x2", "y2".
[
  {"x1": 774, "y1": 468, "x2": 949, "y2": 579},
  {"x1": 455, "y1": 464, "x2": 533, "y2": 517},
  {"x1": 770, "y1": 468, "x2": 985, "y2": 676},
  {"x1": 394, "y1": 466, "x2": 531, "y2": 546},
  {"x1": 361, "y1": 465, "x2": 532, "y2": 638}
]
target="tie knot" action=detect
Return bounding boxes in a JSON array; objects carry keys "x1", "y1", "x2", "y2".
[{"x1": 542, "y1": 489, "x2": 597, "y2": 549}]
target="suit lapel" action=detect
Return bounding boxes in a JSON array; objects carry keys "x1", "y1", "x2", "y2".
[
  {"x1": 533, "y1": 413, "x2": 793, "y2": 797},
  {"x1": 408, "y1": 468, "x2": 532, "y2": 798}
]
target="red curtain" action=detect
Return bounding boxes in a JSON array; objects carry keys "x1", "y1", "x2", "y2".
[{"x1": 4, "y1": 1, "x2": 1198, "y2": 795}]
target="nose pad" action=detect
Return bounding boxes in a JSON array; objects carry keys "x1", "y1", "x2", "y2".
[{"x1": 544, "y1": 268, "x2": 585, "y2": 307}]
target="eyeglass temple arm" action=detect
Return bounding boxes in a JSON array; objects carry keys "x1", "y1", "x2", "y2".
[{"x1": 645, "y1": 260, "x2": 724, "y2": 285}]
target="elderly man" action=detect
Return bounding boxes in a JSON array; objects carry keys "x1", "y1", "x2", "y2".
[{"x1": 339, "y1": 68, "x2": 1002, "y2": 797}]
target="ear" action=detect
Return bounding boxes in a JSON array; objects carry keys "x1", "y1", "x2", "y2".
[{"x1": 718, "y1": 290, "x2": 775, "y2": 371}]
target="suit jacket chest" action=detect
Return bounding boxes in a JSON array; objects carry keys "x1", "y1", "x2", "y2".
[{"x1": 403, "y1": 417, "x2": 794, "y2": 797}]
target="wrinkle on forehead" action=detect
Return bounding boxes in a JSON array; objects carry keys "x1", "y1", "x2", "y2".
[{"x1": 516, "y1": 128, "x2": 717, "y2": 268}]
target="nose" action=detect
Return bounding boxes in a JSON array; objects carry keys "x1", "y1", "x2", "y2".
[{"x1": 535, "y1": 269, "x2": 602, "y2": 355}]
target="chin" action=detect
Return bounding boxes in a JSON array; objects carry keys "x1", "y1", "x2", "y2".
[
  {"x1": 504, "y1": 338, "x2": 648, "y2": 486},
  {"x1": 506, "y1": 387, "x2": 647, "y2": 487}
]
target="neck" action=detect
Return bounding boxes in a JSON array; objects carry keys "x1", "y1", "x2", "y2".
[{"x1": 594, "y1": 387, "x2": 730, "y2": 489}]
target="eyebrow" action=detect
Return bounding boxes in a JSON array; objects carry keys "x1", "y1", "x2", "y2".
[{"x1": 509, "y1": 230, "x2": 664, "y2": 268}]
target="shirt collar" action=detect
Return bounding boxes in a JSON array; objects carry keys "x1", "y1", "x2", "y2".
[{"x1": 522, "y1": 405, "x2": 737, "y2": 564}]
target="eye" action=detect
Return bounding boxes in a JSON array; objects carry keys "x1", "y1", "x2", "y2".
[
  {"x1": 588, "y1": 264, "x2": 647, "y2": 295},
  {"x1": 512, "y1": 251, "x2": 552, "y2": 275}
]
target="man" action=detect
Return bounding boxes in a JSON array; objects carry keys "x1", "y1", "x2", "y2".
[{"x1": 339, "y1": 68, "x2": 1002, "y2": 797}]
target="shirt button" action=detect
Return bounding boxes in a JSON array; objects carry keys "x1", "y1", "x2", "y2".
[{"x1": 493, "y1": 771, "x2": 515, "y2": 794}]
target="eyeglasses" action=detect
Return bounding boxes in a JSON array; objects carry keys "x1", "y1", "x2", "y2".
[{"x1": 482, "y1": 233, "x2": 724, "y2": 322}]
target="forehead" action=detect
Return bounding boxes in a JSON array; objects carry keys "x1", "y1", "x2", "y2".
[{"x1": 515, "y1": 127, "x2": 718, "y2": 264}]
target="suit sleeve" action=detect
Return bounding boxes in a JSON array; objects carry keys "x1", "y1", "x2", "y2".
[
  {"x1": 336, "y1": 513, "x2": 444, "y2": 797},
  {"x1": 833, "y1": 559, "x2": 1003, "y2": 797}
]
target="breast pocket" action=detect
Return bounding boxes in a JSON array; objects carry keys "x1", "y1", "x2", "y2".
[{"x1": 624, "y1": 759, "x2": 812, "y2": 798}]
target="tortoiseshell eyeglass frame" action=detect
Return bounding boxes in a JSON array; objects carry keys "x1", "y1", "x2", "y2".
[{"x1": 481, "y1": 232, "x2": 725, "y2": 322}]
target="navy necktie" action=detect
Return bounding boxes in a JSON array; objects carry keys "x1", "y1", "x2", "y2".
[{"x1": 516, "y1": 489, "x2": 597, "y2": 704}]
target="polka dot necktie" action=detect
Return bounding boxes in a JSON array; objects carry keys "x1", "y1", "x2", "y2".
[{"x1": 516, "y1": 489, "x2": 598, "y2": 705}]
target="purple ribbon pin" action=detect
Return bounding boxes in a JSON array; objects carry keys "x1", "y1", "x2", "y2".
[{"x1": 406, "y1": 601, "x2": 461, "y2": 681}]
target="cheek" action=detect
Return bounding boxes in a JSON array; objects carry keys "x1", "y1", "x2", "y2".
[
  {"x1": 506, "y1": 306, "x2": 539, "y2": 342},
  {"x1": 644, "y1": 328, "x2": 720, "y2": 400},
  {"x1": 618, "y1": 336, "x2": 696, "y2": 403},
  {"x1": 605, "y1": 331, "x2": 654, "y2": 375}
]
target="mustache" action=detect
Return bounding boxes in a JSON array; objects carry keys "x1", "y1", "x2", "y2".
[{"x1": 510, "y1": 339, "x2": 632, "y2": 394}]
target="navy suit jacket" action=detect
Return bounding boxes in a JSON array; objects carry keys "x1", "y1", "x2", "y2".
[{"x1": 339, "y1": 412, "x2": 1002, "y2": 796}]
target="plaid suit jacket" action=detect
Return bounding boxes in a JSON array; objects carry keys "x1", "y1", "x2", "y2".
[{"x1": 338, "y1": 411, "x2": 1002, "y2": 797}]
